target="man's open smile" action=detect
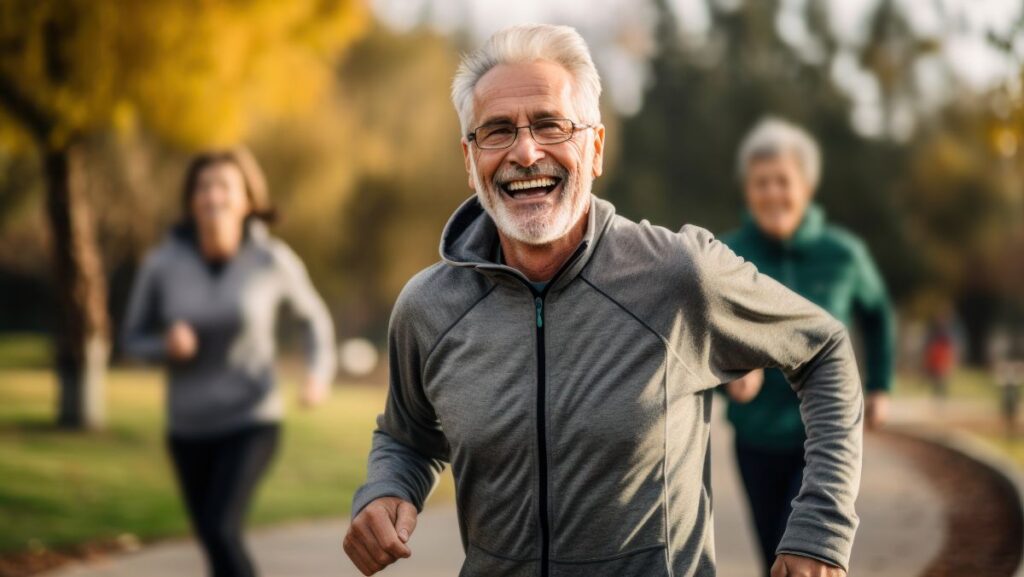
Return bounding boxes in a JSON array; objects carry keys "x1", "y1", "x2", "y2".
[{"x1": 498, "y1": 176, "x2": 563, "y2": 201}]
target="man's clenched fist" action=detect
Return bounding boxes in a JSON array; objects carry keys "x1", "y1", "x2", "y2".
[
  {"x1": 343, "y1": 496, "x2": 418, "y2": 576},
  {"x1": 771, "y1": 553, "x2": 846, "y2": 577}
]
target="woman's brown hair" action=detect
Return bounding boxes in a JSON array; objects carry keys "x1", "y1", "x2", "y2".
[{"x1": 180, "y1": 147, "x2": 277, "y2": 224}]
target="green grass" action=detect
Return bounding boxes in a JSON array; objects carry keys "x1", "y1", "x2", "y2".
[
  {"x1": 0, "y1": 333, "x2": 51, "y2": 369},
  {"x1": 0, "y1": 366, "x2": 454, "y2": 555}
]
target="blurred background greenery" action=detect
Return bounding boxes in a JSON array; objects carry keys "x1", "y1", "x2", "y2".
[
  {"x1": 0, "y1": 0, "x2": 1022, "y2": 563},
  {"x1": 3, "y1": 1, "x2": 1022, "y2": 366}
]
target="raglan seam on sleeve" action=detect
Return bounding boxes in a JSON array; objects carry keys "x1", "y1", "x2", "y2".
[
  {"x1": 423, "y1": 282, "x2": 498, "y2": 368},
  {"x1": 674, "y1": 226, "x2": 739, "y2": 387},
  {"x1": 579, "y1": 275, "x2": 705, "y2": 386}
]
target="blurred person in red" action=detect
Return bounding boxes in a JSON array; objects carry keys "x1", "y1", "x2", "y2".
[
  {"x1": 923, "y1": 308, "x2": 960, "y2": 399},
  {"x1": 120, "y1": 148, "x2": 337, "y2": 577}
]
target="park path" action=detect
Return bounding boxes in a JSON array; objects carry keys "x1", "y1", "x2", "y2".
[{"x1": 45, "y1": 402, "x2": 945, "y2": 577}]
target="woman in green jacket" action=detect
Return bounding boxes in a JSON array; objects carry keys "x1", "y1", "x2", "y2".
[{"x1": 720, "y1": 117, "x2": 895, "y2": 576}]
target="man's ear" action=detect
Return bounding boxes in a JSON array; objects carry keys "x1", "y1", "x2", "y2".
[
  {"x1": 591, "y1": 124, "x2": 606, "y2": 178},
  {"x1": 461, "y1": 138, "x2": 475, "y2": 190}
]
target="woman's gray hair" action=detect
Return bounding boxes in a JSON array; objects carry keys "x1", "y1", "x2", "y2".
[
  {"x1": 737, "y1": 117, "x2": 822, "y2": 190},
  {"x1": 451, "y1": 24, "x2": 602, "y2": 136}
]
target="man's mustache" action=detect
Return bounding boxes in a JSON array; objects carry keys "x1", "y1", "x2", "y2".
[{"x1": 492, "y1": 161, "x2": 570, "y2": 187}]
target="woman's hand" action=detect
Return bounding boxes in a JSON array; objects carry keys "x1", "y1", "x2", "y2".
[
  {"x1": 865, "y1": 391, "x2": 889, "y2": 430},
  {"x1": 165, "y1": 321, "x2": 198, "y2": 361},
  {"x1": 725, "y1": 369, "x2": 764, "y2": 403},
  {"x1": 300, "y1": 376, "x2": 330, "y2": 408}
]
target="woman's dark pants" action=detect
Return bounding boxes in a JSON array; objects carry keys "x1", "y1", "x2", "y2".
[
  {"x1": 734, "y1": 438, "x2": 806, "y2": 577},
  {"x1": 168, "y1": 424, "x2": 280, "y2": 577}
]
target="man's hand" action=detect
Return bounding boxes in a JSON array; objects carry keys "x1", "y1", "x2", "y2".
[
  {"x1": 771, "y1": 553, "x2": 846, "y2": 577},
  {"x1": 865, "y1": 391, "x2": 889, "y2": 430},
  {"x1": 725, "y1": 369, "x2": 764, "y2": 403},
  {"x1": 343, "y1": 496, "x2": 417, "y2": 576},
  {"x1": 165, "y1": 321, "x2": 197, "y2": 361}
]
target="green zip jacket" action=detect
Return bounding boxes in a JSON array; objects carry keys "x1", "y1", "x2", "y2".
[
  {"x1": 352, "y1": 195, "x2": 864, "y2": 575},
  {"x1": 720, "y1": 204, "x2": 895, "y2": 451}
]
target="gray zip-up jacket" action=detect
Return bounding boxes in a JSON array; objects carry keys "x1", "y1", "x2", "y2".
[
  {"x1": 352, "y1": 195, "x2": 863, "y2": 577},
  {"x1": 121, "y1": 219, "x2": 337, "y2": 437}
]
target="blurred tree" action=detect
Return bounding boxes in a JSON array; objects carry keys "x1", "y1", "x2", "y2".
[
  {"x1": 606, "y1": 0, "x2": 1021, "y2": 361},
  {"x1": 0, "y1": 0, "x2": 366, "y2": 429},
  {"x1": 606, "y1": 0, "x2": 921, "y2": 295},
  {"x1": 241, "y1": 25, "x2": 467, "y2": 342},
  {"x1": 895, "y1": 93, "x2": 1024, "y2": 362},
  {"x1": 333, "y1": 26, "x2": 467, "y2": 314}
]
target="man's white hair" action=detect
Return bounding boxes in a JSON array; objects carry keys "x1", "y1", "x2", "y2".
[
  {"x1": 451, "y1": 24, "x2": 602, "y2": 135},
  {"x1": 737, "y1": 117, "x2": 822, "y2": 190}
]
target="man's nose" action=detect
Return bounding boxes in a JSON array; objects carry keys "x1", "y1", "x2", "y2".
[{"x1": 505, "y1": 128, "x2": 545, "y2": 168}]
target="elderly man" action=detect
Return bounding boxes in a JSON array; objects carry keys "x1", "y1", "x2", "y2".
[{"x1": 343, "y1": 24, "x2": 862, "y2": 577}]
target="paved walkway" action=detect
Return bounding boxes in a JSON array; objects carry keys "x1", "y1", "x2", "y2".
[{"x1": 46, "y1": 403, "x2": 945, "y2": 577}]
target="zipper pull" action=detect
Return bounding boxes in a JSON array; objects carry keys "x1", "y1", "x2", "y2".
[{"x1": 535, "y1": 297, "x2": 544, "y2": 328}]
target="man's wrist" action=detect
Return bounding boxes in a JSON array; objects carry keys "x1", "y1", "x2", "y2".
[
  {"x1": 775, "y1": 549, "x2": 845, "y2": 572},
  {"x1": 351, "y1": 484, "x2": 417, "y2": 520}
]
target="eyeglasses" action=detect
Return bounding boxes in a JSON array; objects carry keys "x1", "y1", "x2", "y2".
[{"x1": 467, "y1": 118, "x2": 593, "y2": 150}]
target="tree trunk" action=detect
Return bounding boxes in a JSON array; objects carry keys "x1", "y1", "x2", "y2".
[{"x1": 44, "y1": 142, "x2": 109, "y2": 430}]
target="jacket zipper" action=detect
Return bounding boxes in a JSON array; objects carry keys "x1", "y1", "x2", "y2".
[
  {"x1": 521, "y1": 242, "x2": 586, "y2": 577},
  {"x1": 534, "y1": 295, "x2": 549, "y2": 576}
]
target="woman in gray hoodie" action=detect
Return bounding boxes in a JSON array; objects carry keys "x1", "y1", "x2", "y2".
[{"x1": 121, "y1": 148, "x2": 337, "y2": 577}]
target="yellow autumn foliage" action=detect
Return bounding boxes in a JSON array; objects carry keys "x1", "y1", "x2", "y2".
[{"x1": 0, "y1": 0, "x2": 368, "y2": 149}]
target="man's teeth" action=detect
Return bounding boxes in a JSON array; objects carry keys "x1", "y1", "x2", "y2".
[{"x1": 506, "y1": 177, "x2": 557, "y2": 192}]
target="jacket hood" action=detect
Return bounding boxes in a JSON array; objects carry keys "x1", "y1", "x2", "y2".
[{"x1": 439, "y1": 193, "x2": 616, "y2": 293}]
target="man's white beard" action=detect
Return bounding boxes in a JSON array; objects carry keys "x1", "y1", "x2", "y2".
[{"x1": 471, "y1": 158, "x2": 592, "y2": 246}]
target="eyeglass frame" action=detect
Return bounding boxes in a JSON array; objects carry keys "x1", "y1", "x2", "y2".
[{"x1": 466, "y1": 118, "x2": 595, "y2": 150}]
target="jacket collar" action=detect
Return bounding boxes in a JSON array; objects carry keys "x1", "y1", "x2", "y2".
[
  {"x1": 740, "y1": 202, "x2": 825, "y2": 252},
  {"x1": 440, "y1": 193, "x2": 616, "y2": 294}
]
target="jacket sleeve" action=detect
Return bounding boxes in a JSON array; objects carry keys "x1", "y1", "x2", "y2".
[
  {"x1": 680, "y1": 225, "x2": 863, "y2": 571},
  {"x1": 351, "y1": 288, "x2": 449, "y2": 518},
  {"x1": 275, "y1": 243, "x2": 338, "y2": 386},
  {"x1": 850, "y1": 241, "x2": 896, "y2": 393},
  {"x1": 120, "y1": 251, "x2": 168, "y2": 363}
]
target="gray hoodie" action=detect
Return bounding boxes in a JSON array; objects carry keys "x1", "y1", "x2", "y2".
[
  {"x1": 353, "y1": 195, "x2": 863, "y2": 577},
  {"x1": 121, "y1": 219, "x2": 337, "y2": 437}
]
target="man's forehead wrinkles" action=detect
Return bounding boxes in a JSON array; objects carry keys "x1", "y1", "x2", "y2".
[
  {"x1": 476, "y1": 84, "x2": 572, "y2": 116},
  {"x1": 471, "y1": 62, "x2": 576, "y2": 123},
  {"x1": 474, "y1": 95, "x2": 569, "y2": 127},
  {"x1": 476, "y1": 80, "x2": 559, "y2": 101}
]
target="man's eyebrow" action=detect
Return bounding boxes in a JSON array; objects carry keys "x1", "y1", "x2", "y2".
[
  {"x1": 475, "y1": 110, "x2": 567, "y2": 129},
  {"x1": 476, "y1": 115, "x2": 514, "y2": 128}
]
